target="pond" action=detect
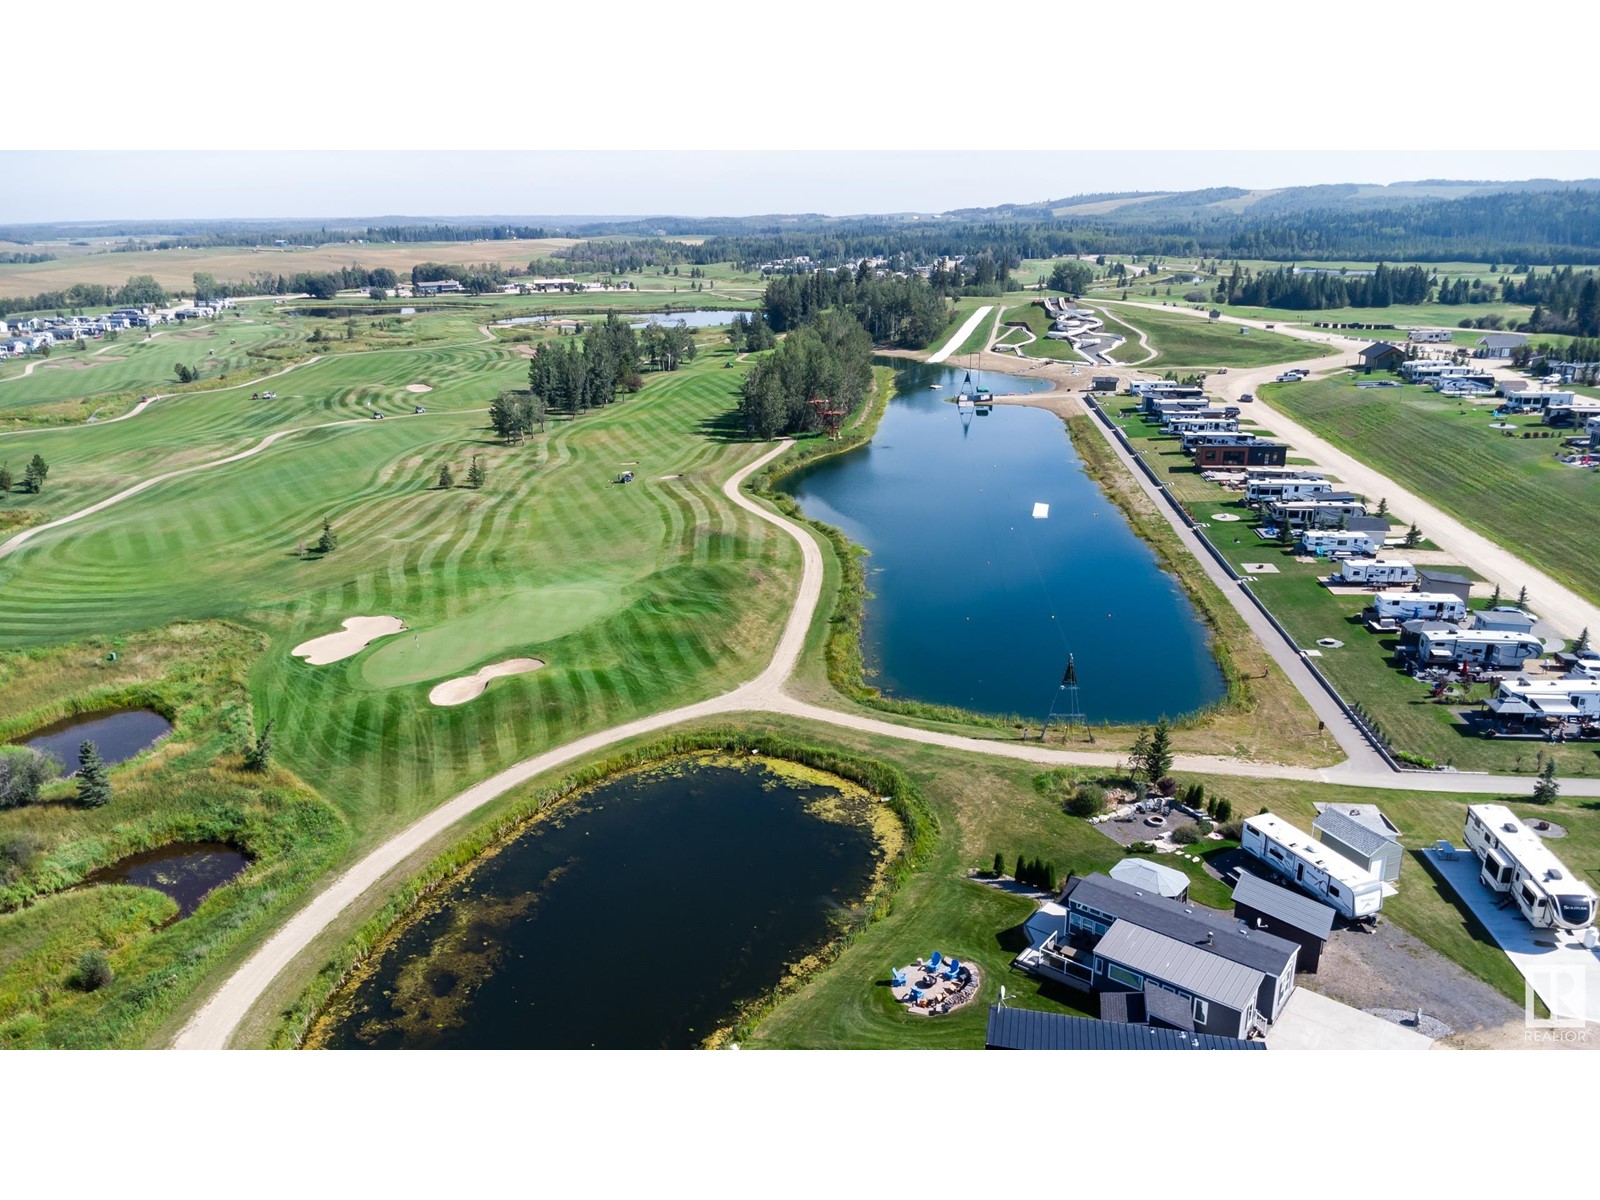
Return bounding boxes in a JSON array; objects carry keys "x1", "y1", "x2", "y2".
[
  {"x1": 308, "y1": 756, "x2": 887, "y2": 1050},
  {"x1": 778, "y1": 360, "x2": 1225, "y2": 724},
  {"x1": 626, "y1": 310, "x2": 744, "y2": 328},
  {"x1": 21, "y1": 708, "x2": 172, "y2": 773},
  {"x1": 82, "y1": 842, "x2": 249, "y2": 918}
]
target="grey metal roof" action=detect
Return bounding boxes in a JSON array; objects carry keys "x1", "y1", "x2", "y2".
[
  {"x1": 1312, "y1": 802, "x2": 1401, "y2": 838},
  {"x1": 1094, "y1": 920, "x2": 1265, "y2": 1012},
  {"x1": 1345, "y1": 517, "x2": 1391, "y2": 533},
  {"x1": 1312, "y1": 807, "x2": 1398, "y2": 859},
  {"x1": 1064, "y1": 874, "x2": 1298, "y2": 978},
  {"x1": 984, "y1": 1005, "x2": 1263, "y2": 1051},
  {"x1": 1231, "y1": 872, "x2": 1336, "y2": 940},
  {"x1": 1478, "y1": 333, "x2": 1528, "y2": 349},
  {"x1": 1419, "y1": 569, "x2": 1472, "y2": 586}
]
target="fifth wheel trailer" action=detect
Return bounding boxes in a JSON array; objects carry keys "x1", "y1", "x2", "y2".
[
  {"x1": 1240, "y1": 814, "x2": 1384, "y2": 920},
  {"x1": 1464, "y1": 805, "x2": 1597, "y2": 932}
]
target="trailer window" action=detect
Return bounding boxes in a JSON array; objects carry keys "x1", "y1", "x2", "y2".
[
  {"x1": 1107, "y1": 965, "x2": 1143, "y2": 991},
  {"x1": 1521, "y1": 884, "x2": 1540, "y2": 908},
  {"x1": 1192, "y1": 998, "x2": 1209, "y2": 1025}
]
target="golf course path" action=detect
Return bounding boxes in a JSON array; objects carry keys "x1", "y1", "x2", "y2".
[
  {"x1": 928, "y1": 306, "x2": 994, "y2": 364},
  {"x1": 173, "y1": 412, "x2": 1600, "y2": 1048},
  {"x1": 0, "y1": 408, "x2": 461, "y2": 562},
  {"x1": 1099, "y1": 300, "x2": 1600, "y2": 638}
]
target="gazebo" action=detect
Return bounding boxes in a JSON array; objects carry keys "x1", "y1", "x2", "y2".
[{"x1": 1110, "y1": 857, "x2": 1190, "y2": 901}]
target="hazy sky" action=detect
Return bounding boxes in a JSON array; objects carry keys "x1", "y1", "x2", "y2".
[{"x1": 6, "y1": 150, "x2": 1600, "y2": 224}]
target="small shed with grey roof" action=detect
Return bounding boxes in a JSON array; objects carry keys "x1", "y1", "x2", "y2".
[
  {"x1": 1092, "y1": 919, "x2": 1266, "y2": 1040},
  {"x1": 984, "y1": 1005, "x2": 1263, "y2": 1051},
  {"x1": 1312, "y1": 806, "x2": 1403, "y2": 883},
  {"x1": 1232, "y1": 871, "x2": 1336, "y2": 972},
  {"x1": 1417, "y1": 569, "x2": 1474, "y2": 605}
]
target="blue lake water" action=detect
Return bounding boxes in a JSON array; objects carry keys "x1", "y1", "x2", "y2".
[{"x1": 779, "y1": 360, "x2": 1225, "y2": 724}]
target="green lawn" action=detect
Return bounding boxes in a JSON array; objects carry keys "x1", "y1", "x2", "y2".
[
  {"x1": 1096, "y1": 302, "x2": 1336, "y2": 368},
  {"x1": 1259, "y1": 373, "x2": 1600, "y2": 608}
]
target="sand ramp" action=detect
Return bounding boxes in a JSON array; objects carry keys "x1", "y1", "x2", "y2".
[
  {"x1": 292, "y1": 616, "x2": 406, "y2": 665},
  {"x1": 429, "y1": 658, "x2": 545, "y2": 706}
]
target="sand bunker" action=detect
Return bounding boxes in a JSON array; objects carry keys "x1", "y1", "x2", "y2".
[
  {"x1": 405, "y1": 383, "x2": 432, "y2": 393},
  {"x1": 292, "y1": 616, "x2": 406, "y2": 665},
  {"x1": 428, "y1": 658, "x2": 545, "y2": 706}
]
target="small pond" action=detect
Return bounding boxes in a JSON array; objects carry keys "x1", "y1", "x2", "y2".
[
  {"x1": 308, "y1": 756, "x2": 886, "y2": 1050},
  {"x1": 21, "y1": 708, "x2": 172, "y2": 773},
  {"x1": 82, "y1": 842, "x2": 249, "y2": 918},
  {"x1": 626, "y1": 310, "x2": 743, "y2": 328}
]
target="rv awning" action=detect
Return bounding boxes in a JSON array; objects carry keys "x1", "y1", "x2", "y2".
[
  {"x1": 1532, "y1": 699, "x2": 1582, "y2": 717},
  {"x1": 1487, "y1": 697, "x2": 1536, "y2": 716}
]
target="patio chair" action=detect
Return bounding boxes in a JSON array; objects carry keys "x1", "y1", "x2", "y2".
[{"x1": 929, "y1": 951, "x2": 942, "y2": 968}]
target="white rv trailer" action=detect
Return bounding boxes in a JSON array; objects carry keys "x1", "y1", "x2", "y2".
[
  {"x1": 1240, "y1": 813, "x2": 1384, "y2": 920},
  {"x1": 1373, "y1": 592, "x2": 1468, "y2": 622},
  {"x1": 1163, "y1": 415, "x2": 1239, "y2": 435},
  {"x1": 1418, "y1": 628, "x2": 1544, "y2": 669},
  {"x1": 1339, "y1": 558, "x2": 1417, "y2": 587},
  {"x1": 1299, "y1": 530, "x2": 1384, "y2": 557},
  {"x1": 1464, "y1": 804, "x2": 1597, "y2": 932},
  {"x1": 1247, "y1": 477, "x2": 1333, "y2": 507}
]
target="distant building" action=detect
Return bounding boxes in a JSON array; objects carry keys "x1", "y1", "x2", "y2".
[
  {"x1": 415, "y1": 279, "x2": 464, "y2": 295},
  {"x1": 1358, "y1": 342, "x2": 1408, "y2": 372},
  {"x1": 1476, "y1": 332, "x2": 1529, "y2": 358},
  {"x1": 1408, "y1": 329, "x2": 1452, "y2": 343}
]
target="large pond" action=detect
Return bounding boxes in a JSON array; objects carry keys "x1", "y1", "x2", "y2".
[
  {"x1": 779, "y1": 360, "x2": 1225, "y2": 724},
  {"x1": 21, "y1": 708, "x2": 172, "y2": 773},
  {"x1": 82, "y1": 842, "x2": 249, "y2": 918},
  {"x1": 309, "y1": 756, "x2": 888, "y2": 1050}
]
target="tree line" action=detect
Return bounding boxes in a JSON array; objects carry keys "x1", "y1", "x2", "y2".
[
  {"x1": 739, "y1": 309, "x2": 873, "y2": 438},
  {"x1": 761, "y1": 270, "x2": 949, "y2": 348}
]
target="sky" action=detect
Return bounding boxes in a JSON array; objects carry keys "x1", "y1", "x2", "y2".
[{"x1": 6, "y1": 150, "x2": 1600, "y2": 225}]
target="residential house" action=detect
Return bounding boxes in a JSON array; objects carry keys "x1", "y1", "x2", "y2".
[
  {"x1": 1019, "y1": 873, "x2": 1299, "y2": 1035},
  {"x1": 983, "y1": 1005, "x2": 1263, "y2": 1051},
  {"x1": 1231, "y1": 872, "x2": 1335, "y2": 973},
  {"x1": 1476, "y1": 332, "x2": 1529, "y2": 358},
  {"x1": 1312, "y1": 806, "x2": 1403, "y2": 884}
]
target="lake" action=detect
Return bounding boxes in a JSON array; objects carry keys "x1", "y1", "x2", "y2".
[
  {"x1": 779, "y1": 360, "x2": 1224, "y2": 724},
  {"x1": 21, "y1": 708, "x2": 172, "y2": 773},
  {"x1": 308, "y1": 757, "x2": 885, "y2": 1050}
]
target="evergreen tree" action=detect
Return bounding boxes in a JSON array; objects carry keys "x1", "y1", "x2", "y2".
[
  {"x1": 1576, "y1": 627, "x2": 1591, "y2": 653},
  {"x1": 1142, "y1": 719, "x2": 1175, "y2": 784},
  {"x1": 76, "y1": 741, "x2": 111, "y2": 808},
  {"x1": 22, "y1": 454, "x2": 48, "y2": 493},
  {"x1": 243, "y1": 719, "x2": 274, "y2": 772},
  {"x1": 1488, "y1": 583, "x2": 1502, "y2": 607},
  {"x1": 1516, "y1": 585, "x2": 1529, "y2": 608},
  {"x1": 992, "y1": 851, "x2": 1005, "y2": 876},
  {"x1": 1403, "y1": 522, "x2": 1422, "y2": 548},
  {"x1": 1014, "y1": 853, "x2": 1025, "y2": 881},
  {"x1": 1376, "y1": 497, "x2": 1389, "y2": 517},
  {"x1": 466, "y1": 456, "x2": 485, "y2": 489},
  {"x1": 437, "y1": 463, "x2": 454, "y2": 489},
  {"x1": 1532, "y1": 758, "x2": 1560, "y2": 804},
  {"x1": 0, "y1": 463, "x2": 10, "y2": 493},
  {"x1": 315, "y1": 520, "x2": 337, "y2": 554}
]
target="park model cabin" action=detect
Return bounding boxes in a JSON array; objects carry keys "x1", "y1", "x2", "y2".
[
  {"x1": 1373, "y1": 592, "x2": 1468, "y2": 623},
  {"x1": 1240, "y1": 814, "x2": 1384, "y2": 920},
  {"x1": 1464, "y1": 805, "x2": 1598, "y2": 932},
  {"x1": 1338, "y1": 558, "x2": 1417, "y2": 587},
  {"x1": 1418, "y1": 628, "x2": 1544, "y2": 669},
  {"x1": 1167, "y1": 417, "x2": 1240, "y2": 437},
  {"x1": 1183, "y1": 431, "x2": 1259, "y2": 453},
  {"x1": 1162, "y1": 408, "x2": 1239, "y2": 429},
  {"x1": 1194, "y1": 442, "x2": 1288, "y2": 469},
  {"x1": 1247, "y1": 477, "x2": 1332, "y2": 507}
]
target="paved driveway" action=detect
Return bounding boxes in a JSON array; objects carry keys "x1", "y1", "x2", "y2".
[{"x1": 1265, "y1": 988, "x2": 1436, "y2": 1051}]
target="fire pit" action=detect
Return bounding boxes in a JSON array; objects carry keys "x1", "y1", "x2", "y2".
[{"x1": 1144, "y1": 814, "x2": 1166, "y2": 827}]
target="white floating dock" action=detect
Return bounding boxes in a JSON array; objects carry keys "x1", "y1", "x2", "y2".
[{"x1": 1032, "y1": 503, "x2": 1050, "y2": 519}]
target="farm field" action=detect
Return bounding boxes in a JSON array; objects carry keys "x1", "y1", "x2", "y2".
[
  {"x1": 0, "y1": 239, "x2": 582, "y2": 299},
  {"x1": 1258, "y1": 375, "x2": 1600, "y2": 608}
]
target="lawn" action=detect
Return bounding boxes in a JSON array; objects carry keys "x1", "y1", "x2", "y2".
[
  {"x1": 1258, "y1": 373, "x2": 1600, "y2": 608},
  {"x1": 1094, "y1": 301, "x2": 1336, "y2": 368}
]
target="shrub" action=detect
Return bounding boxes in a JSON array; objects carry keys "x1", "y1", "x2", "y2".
[
  {"x1": 0, "y1": 747, "x2": 60, "y2": 809},
  {"x1": 1214, "y1": 799, "x2": 1233, "y2": 824},
  {"x1": 1194, "y1": 819, "x2": 1214, "y2": 836},
  {"x1": 1217, "y1": 819, "x2": 1243, "y2": 841},
  {"x1": 992, "y1": 851, "x2": 1005, "y2": 877},
  {"x1": 1171, "y1": 825, "x2": 1201, "y2": 846},
  {"x1": 73, "y1": 949, "x2": 113, "y2": 992},
  {"x1": 1066, "y1": 784, "x2": 1106, "y2": 818},
  {"x1": 1126, "y1": 841, "x2": 1157, "y2": 855},
  {"x1": 1155, "y1": 776, "x2": 1178, "y2": 798}
]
